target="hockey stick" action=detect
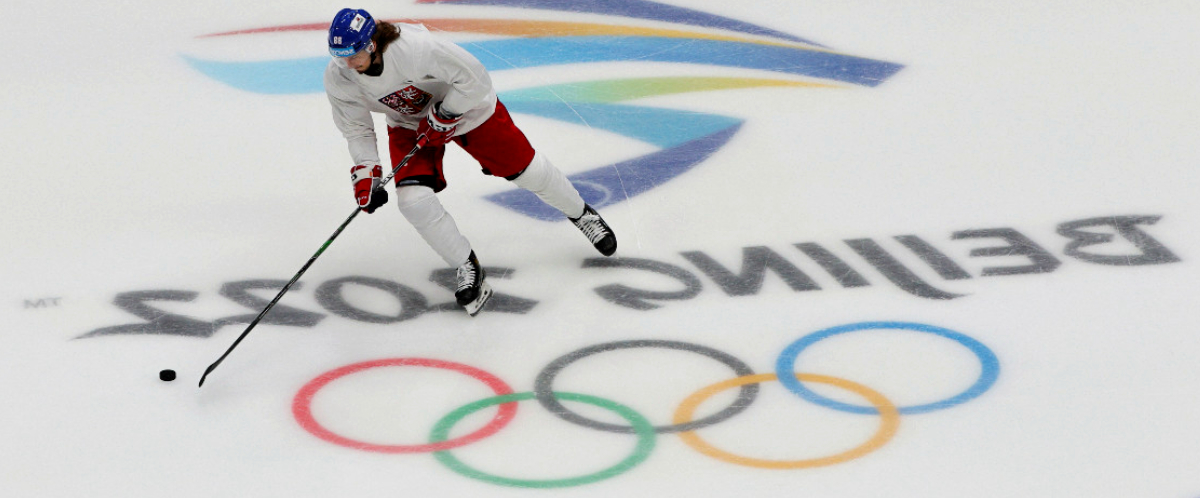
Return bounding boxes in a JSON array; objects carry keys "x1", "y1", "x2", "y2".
[{"x1": 198, "y1": 143, "x2": 423, "y2": 387}]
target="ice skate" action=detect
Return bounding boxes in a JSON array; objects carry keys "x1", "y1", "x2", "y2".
[
  {"x1": 455, "y1": 251, "x2": 492, "y2": 316},
  {"x1": 570, "y1": 204, "x2": 617, "y2": 256}
]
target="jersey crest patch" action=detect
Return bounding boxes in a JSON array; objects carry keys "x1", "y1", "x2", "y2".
[{"x1": 379, "y1": 85, "x2": 432, "y2": 114}]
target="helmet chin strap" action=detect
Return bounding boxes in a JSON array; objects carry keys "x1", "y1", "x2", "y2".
[{"x1": 364, "y1": 43, "x2": 385, "y2": 76}]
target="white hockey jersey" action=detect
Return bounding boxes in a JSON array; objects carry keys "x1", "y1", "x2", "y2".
[{"x1": 324, "y1": 23, "x2": 498, "y2": 168}]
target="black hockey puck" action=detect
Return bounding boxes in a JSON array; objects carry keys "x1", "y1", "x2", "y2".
[{"x1": 159, "y1": 369, "x2": 176, "y2": 382}]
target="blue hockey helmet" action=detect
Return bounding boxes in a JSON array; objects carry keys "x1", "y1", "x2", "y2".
[{"x1": 328, "y1": 8, "x2": 377, "y2": 57}]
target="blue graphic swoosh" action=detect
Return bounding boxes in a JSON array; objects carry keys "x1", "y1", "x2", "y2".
[{"x1": 486, "y1": 123, "x2": 742, "y2": 220}]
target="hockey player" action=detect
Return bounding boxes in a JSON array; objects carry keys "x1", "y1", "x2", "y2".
[{"x1": 324, "y1": 8, "x2": 617, "y2": 316}]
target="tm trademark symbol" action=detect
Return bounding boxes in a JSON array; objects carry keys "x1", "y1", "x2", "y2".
[{"x1": 24, "y1": 297, "x2": 62, "y2": 309}]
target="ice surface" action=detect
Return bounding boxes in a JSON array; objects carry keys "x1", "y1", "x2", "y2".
[{"x1": 2, "y1": 1, "x2": 1199, "y2": 497}]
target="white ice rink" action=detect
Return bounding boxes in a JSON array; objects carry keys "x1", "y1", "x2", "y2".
[{"x1": 3, "y1": 0, "x2": 1199, "y2": 496}]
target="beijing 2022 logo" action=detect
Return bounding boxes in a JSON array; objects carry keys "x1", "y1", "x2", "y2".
[{"x1": 183, "y1": 0, "x2": 902, "y2": 220}]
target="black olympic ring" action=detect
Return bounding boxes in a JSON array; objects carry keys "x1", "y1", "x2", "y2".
[{"x1": 533, "y1": 339, "x2": 759, "y2": 434}]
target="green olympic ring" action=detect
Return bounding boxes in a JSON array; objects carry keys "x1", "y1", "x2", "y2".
[{"x1": 429, "y1": 391, "x2": 657, "y2": 488}]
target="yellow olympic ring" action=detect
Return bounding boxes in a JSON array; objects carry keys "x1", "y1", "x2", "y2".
[{"x1": 673, "y1": 373, "x2": 900, "y2": 469}]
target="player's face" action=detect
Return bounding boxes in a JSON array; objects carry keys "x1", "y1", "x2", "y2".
[{"x1": 335, "y1": 41, "x2": 376, "y2": 73}]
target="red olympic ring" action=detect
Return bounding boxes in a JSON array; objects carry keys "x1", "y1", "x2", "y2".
[{"x1": 292, "y1": 358, "x2": 517, "y2": 453}]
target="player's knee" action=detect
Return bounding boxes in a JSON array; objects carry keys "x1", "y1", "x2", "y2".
[{"x1": 395, "y1": 185, "x2": 446, "y2": 227}]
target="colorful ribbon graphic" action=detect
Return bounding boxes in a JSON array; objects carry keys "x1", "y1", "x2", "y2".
[{"x1": 183, "y1": 1, "x2": 902, "y2": 219}]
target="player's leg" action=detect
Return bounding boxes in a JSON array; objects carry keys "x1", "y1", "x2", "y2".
[
  {"x1": 457, "y1": 101, "x2": 617, "y2": 256},
  {"x1": 388, "y1": 126, "x2": 492, "y2": 314},
  {"x1": 510, "y1": 152, "x2": 617, "y2": 256}
]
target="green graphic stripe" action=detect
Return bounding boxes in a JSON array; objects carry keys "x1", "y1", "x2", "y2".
[{"x1": 502, "y1": 76, "x2": 838, "y2": 103}]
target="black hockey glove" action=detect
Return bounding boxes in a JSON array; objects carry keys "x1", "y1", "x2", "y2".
[{"x1": 363, "y1": 187, "x2": 389, "y2": 214}]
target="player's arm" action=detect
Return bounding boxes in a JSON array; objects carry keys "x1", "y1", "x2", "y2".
[
  {"x1": 326, "y1": 70, "x2": 387, "y2": 212},
  {"x1": 326, "y1": 94, "x2": 381, "y2": 167}
]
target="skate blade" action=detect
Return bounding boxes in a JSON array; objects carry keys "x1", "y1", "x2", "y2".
[{"x1": 463, "y1": 281, "x2": 493, "y2": 316}]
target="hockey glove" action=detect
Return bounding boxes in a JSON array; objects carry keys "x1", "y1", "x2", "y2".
[
  {"x1": 416, "y1": 102, "x2": 462, "y2": 147},
  {"x1": 351, "y1": 164, "x2": 389, "y2": 213}
]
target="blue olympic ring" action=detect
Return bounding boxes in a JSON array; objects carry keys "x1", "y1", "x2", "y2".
[{"x1": 775, "y1": 321, "x2": 1000, "y2": 415}]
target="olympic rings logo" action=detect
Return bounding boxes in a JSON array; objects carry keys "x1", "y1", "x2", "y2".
[{"x1": 292, "y1": 321, "x2": 1000, "y2": 488}]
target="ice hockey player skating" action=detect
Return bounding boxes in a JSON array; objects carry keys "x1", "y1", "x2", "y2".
[{"x1": 325, "y1": 8, "x2": 616, "y2": 316}]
